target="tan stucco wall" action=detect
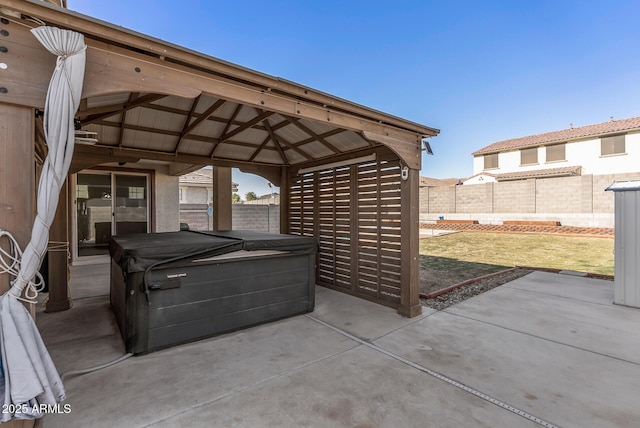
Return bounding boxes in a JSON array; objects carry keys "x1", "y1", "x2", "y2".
[{"x1": 153, "y1": 165, "x2": 180, "y2": 232}]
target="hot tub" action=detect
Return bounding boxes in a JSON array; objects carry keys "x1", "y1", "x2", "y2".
[{"x1": 109, "y1": 230, "x2": 317, "y2": 354}]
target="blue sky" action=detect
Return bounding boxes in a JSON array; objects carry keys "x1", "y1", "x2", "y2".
[{"x1": 69, "y1": 0, "x2": 640, "y2": 196}]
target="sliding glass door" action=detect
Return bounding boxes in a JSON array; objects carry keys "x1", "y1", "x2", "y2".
[{"x1": 76, "y1": 172, "x2": 149, "y2": 257}]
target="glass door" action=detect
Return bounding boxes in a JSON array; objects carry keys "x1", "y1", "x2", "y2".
[
  {"x1": 76, "y1": 172, "x2": 149, "y2": 257},
  {"x1": 114, "y1": 174, "x2": 148, "y2": 235},
  {"x1": 76, "y1": 173, "x2": 113, "y2": 257}
]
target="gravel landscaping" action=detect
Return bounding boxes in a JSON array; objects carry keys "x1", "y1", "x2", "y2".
[{"x1": 420, "y1": 268, "x2": 533, "y2": 310}]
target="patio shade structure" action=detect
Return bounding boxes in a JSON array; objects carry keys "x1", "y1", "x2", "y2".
[
  {"x1": 0, "y1": 25, "x2": 86, "y2": 421},
  {"x1": 0, "y1": 0, "x2": 439, "y2": 320}
]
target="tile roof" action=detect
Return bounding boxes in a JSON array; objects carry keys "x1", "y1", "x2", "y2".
[
  {"x1": 473, "y1": 116, "x2": 640, "y2": 155},
  {"x1": 495, "y1": 165, "x2": 582, "y2": 181},
  {"x1": 180, "y1": 168, "x2": 213, "y2": 185},
  {"x1": 180, "y1": 167, "x2": 238, "y2": 188},
  {"x1": 419, "y1": 177, "x2": 461, "y2": 187}
]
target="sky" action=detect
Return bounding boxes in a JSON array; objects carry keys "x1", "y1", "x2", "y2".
[{"x1": 69, "y1": 0, "x2": 640, "y2": 196}]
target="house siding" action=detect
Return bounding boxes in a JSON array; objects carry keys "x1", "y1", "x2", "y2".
[
  {"x1": 182, "y1": 186, "x2": 208, "y2": 204},
  {"x1": 474, "y1": 131, "x2": 640, "y2": 177}
]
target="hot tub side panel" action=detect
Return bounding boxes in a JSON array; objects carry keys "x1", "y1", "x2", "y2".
[{"x1": 114, "y1": 252, "x2": 315, "y2": 354}]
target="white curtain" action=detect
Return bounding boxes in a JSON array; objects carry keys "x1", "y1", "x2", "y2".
[
  {"x1": 0, "y1": 26, "x2": 86, "y2": 421},
  {"x1": 10, "y1": 26, "x2": 86, "y2": 297}
]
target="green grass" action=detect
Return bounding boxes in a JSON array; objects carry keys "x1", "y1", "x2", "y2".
[{"x1": 419, "y1": 232, "x2": 615, "y2": 276}]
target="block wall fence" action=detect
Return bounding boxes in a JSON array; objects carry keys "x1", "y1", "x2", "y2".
[
  {"x1": 179, "y1": 204, "x2": 280, "y2": 233},
  {"x1": 420, "y1": 173, "x2": 640, "y2": 228}
]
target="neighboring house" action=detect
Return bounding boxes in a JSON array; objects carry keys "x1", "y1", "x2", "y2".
[
  {"x1": 462, "y1": 172, "x2": 497, "y2": 185},
  {"x1": 179, "y1": 168, "x2": 239, "y2": 204},
  {"x1": 243, "y1": 192, "x2": 281, "y2": 205},
  {"x1": 471, "y1": 116, "x2": 640, "y2": 181},
  {"x1": 420, "y1": 116, "x2": 640, "y2": 227},
  {"x1": 419, "y1": 177, "x2": 461, "y2": 187}
]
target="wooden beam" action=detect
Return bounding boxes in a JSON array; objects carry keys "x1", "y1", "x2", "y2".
[
  {"x1": 73, "y1": 143, "x2": 282, "y2": 168},
  {"x1": 210, "y1": 104, "x2": 242, "y2": 156},
  {"x1": 260, "y1": 115, "x2": 290, "y2": 166},
  {"x1": 397, "y1": 166, "x2": 422, "y2": 318},
  {"x1": 174, "y1": 98, "x2": 226, "y2": 154},
  {"x1": 286, "y1": 117, "x2": 340, "y2": 154},
  {"x1": 45, "y1": 179, "x2": 71, "y2": 312},
  {"x1": 212, "y1": 167, "x2": 232, "y2": 231},
  {"x1": 168, "y1": 162, "x2": 206, "y2": 177},
  {"x1": 219, "y1": 110, "x2": 274, "y2": 143},
  {"x1": 117, "y1": 92, "x2": 139, "y2": 147},
  {"x1": 82, "y1": 93, "x2": 168, "y2": 126},
  {"x1": 1, "y1": 5, "x2": 439, "y2": 151},
  {"x1": 0, "y1": 15, "x2": 54, "y2": 108},
  {"x1": 362, "y1": 130, "x2": 422, "y2": 170},
  {"x1": 288, "y1": 128, "x2": 347, "y2": 150},
  {"x1": 257, "y1": 110, "x2": 310, "y2": 162},
  {"x1": 289, "y1": 145, "x2": 391, "y2": 175},
  {"x1": 247, "y1": 134, "x2": 273, "y2": 163},
  {"x1": 182, "y1": 99, "x2": 226, "y2": 137},
  {"x1": 237, "y1": 164, "x2": 282, "y2": 188}
]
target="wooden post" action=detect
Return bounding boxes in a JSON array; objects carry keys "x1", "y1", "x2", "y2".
[
  {"x1": 0, "y1": 105, "x2": 34, "y2": 293},
  {"x1": 212, "y1": 166, "x2": 232, "y2": 231},
  {"x1": 279, "y1": 167, "x2": 290, "y2": 234},
  {"x1": 45, "y1": 179, "x2": 71, "y2": 312},
  {"x1": 398, "y1": 166, "x2": 422, "y2": 317}
]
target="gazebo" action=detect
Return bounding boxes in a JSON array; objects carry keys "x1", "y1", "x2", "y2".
[{"x1": 0, "y1": 0, "x2": 439, "y2": 318}]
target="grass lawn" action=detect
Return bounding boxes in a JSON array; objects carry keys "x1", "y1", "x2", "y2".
[{"x1": 419, "y1": 231, "x2": 614, "y2": 293}]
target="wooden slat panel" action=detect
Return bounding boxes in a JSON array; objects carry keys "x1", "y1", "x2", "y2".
[{"x1": 289, "y1": 150, "x2": 404, "y2": 308}]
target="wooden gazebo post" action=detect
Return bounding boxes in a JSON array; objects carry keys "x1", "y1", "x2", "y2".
[
  {"x1": 398, "y1": 166, "x2": 422, "y2": 317},
  {"x1": 45, "y1": 179, "x2": 71, "y2": 312}
]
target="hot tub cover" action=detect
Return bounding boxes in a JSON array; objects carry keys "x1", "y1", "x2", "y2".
[{"x1": 110, "y1": 230, "x2": 318, "y2": 274}]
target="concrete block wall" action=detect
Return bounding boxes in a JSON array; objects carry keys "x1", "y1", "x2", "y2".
[
  {"x1": 493, "y1": 180, "x2": 535, "y2": 213},
  {"x1": 420, "y1": 172, "x2": 640, "y2": 227},
  {"x1": 592, "y1": 173, "x2": 640, "y2": 213},
  {"x1": 581, "y1": 175, "x2": 594, "y2": 213},
  {"x1": 535, "y1": 175, "x2": 583, "y2": 213},
  {"x1": 455, "y1": 183, "x2": 492, "y2": 213},
  {"x1": 232, "y1": 204, "x2": 280, "y2": 233},
  {"x1": 179, "y1": 204, "x2": 210, "y2": 230},
  {"x1": 419, "y1": 187, "x2": 430, "y2": 216},
  {"x1": 427, "y1": 186, "x2": 455, "y2": 214},
  {"x1": 179, "y1": 204, "x2": 280, "y2": 233}
]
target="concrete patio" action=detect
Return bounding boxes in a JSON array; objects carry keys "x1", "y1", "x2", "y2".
[{"x1": 36, "y1": 263, "x2": 640, "y2": 427}]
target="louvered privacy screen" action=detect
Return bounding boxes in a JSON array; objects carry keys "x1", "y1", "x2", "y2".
[{"x1": 289, "y1": 151, "x2": 403, "y2": 307}]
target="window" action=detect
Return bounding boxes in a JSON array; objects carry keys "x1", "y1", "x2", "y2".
[
  {"x1": 520, "y1": 148, "x2": 538, "y2": 165},
  {"x1": 601, "y1": 135, "x2": 626, "y2": 156},
  {"x1": 128, "y1": 186, "x2": 144, "y2": 199},
  {"x1": 179, "y1": 188, "x2": 185, "y2": 203},
  {"x1": 484, "y1": 153, "x2": 498, "y2": 169},
  {"x1": 546, "y1": 143, "x2": 566, "y2": 162}
]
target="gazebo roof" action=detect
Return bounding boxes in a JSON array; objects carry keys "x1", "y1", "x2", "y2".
[{"x1": 2, "y1": 0, "x2": 438, "y2": 177}]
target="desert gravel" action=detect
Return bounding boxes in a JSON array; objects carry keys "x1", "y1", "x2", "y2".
[{"x1": 421, "y1": 268, "x2": 533, "y2": 310}]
